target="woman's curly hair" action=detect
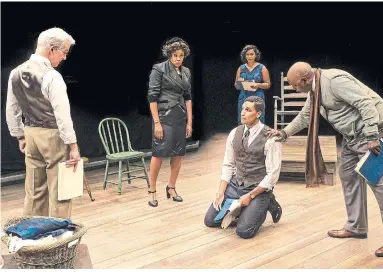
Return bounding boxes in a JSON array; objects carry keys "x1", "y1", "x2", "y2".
[
  {"x1": 240, "y1": 44, "x2": 261, "y2": 63},
  {"x1": 162, "y1": 37, "x2": 191, "y2": 58}
]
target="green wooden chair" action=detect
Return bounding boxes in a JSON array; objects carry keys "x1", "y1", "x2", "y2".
[{"x1": 98, "y1": 118, "x2": 150, "y2": 194}]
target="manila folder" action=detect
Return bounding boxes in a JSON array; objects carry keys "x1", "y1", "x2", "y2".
[{"x1": 58, "y1": 159, "x2": 84, "y2": 201}]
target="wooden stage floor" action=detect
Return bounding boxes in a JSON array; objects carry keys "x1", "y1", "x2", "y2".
[{"x1": 1, "y1": 133, "x2": 382, "y2": 269}]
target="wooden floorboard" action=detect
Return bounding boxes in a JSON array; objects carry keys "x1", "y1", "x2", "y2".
[{"x1": 1, "y1": 133, "x2": 382, "y2": 269}]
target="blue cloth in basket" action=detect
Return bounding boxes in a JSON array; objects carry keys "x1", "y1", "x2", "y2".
[
  {"x1": 34, "y1": 228, "x2": 70, "y2": 239},
  {"x1": 5, "y1": 218, "x2": 73, "y2": 240}
]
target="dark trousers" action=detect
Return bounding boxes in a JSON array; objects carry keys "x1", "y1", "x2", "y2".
[{"x1": 204, "y1": 176, "x2": 271, "y2": 239}]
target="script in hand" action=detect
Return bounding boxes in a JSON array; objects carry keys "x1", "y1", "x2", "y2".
[
  {"x1": 236, "y1": 81, "x2": 257, "y2": 92},
  {"x1": 220, "y1": 200, "x2": 242, "y2": 229},
  {"x1": 58, "y1": 159, "x2": 84, "y2": 200},
  {"x1": 354, "y1": 139, "x2": 383, "y2": 186},
  {"x1": 213, "y1": 198, "x2": 242, "y2": 229}
]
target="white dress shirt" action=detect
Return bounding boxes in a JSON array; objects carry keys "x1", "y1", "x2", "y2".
[
  {"x1": 221, "y1": 122, "x2": 283, "y2": 191},
  {"x1": 6, "y1": 54, "x2": 77, "y2": 144}
]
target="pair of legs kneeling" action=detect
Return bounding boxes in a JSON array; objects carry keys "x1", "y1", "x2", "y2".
[{"x1": 204, "y1": 176, "x2": 280, "y2": 239}]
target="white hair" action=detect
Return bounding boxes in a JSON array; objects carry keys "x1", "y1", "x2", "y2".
[{"x1": 36, "y1": 27, "x2": 75, "y2": 51}]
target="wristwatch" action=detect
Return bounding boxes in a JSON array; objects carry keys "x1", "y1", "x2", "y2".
[{"x1": 249, "y1": 192, "x2": 256, "y2": 200}]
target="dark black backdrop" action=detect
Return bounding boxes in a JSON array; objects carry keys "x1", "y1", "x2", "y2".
[{"x1": 2, "y1": 2, "x2": 383, "y2": 174}]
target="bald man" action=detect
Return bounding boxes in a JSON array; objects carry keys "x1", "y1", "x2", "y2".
[{"x1": 268, "y1": 62, "x2": 383, "y2": 257}]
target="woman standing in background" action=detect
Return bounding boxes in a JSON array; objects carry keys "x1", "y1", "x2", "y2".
[{"x1": 234, "y1": 45, "x2": 271, "y2": 124}]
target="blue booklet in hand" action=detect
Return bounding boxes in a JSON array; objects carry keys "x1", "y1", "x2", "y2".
[
  {"x1": 214, "y1": 199, "x2": 234, "y2": 223},
  {"x1": 355, "y1": 138, "x2": 383, "y2": 185},
  {"x1": 213, "y1": 199, "x2": 241, "y2": 223}
]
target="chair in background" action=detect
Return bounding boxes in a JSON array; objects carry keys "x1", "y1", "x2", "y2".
[
  {"x1": 98, "y1": 118, "x2": 150, "y2": 195},
  {"x1": 273, "y1": 72, "x2": 308, "y2": 130}
]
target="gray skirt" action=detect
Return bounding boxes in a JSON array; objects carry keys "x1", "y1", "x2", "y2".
[{"x1": 152, "y1": 104, "x2": 187, "y2": 157}]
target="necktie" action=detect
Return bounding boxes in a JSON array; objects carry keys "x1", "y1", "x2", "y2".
[{"x1": 243, "y1": 129, "x2": 250, "y2": 148}]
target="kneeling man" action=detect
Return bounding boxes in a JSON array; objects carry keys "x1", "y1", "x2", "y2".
[{"x1": 204, "y1": 96, "x2": 283, "y2": 238}]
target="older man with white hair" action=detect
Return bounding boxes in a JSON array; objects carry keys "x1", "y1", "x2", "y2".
[{"x1": 6, "y1": 27, "x2": 80, "y2": 219}]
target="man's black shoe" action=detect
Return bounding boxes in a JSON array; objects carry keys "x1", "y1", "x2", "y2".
[{"x1": 268, "y1": 193, "x2": 282, "y2": 223}]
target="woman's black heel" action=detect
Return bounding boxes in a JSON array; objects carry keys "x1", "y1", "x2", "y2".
[
  {"x1": 148, "y1": 190, "x2": 158, "y2": 207},
  {"x1": 166, "y1": 185, "x2": 183, "y2": 202}
]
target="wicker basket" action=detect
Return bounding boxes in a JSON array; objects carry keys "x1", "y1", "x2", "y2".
[{"x1": 1, "y1": 216, "x2": 87, "y2": 269}]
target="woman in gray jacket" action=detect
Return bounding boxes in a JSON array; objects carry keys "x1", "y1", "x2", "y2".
[{"x1": 146, "y1": 37, "x2": 193, "y2": 207}]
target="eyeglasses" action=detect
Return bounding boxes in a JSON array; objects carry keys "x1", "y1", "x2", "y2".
[
  {"x1": 53, "y1": 47, "x2": 69, "y2": 56},
  {"x1": 58, "y1": 49, "x2": 69, "y2": 56}
]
